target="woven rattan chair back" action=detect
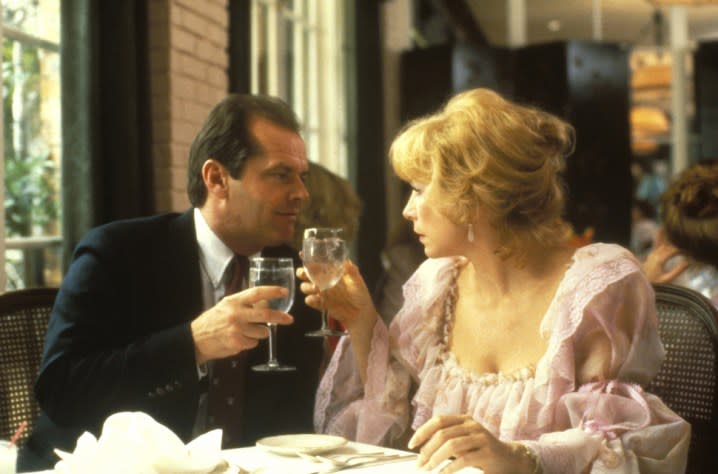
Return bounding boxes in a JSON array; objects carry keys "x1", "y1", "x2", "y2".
[
  {"x1": 647, "y1": 283, "x2": 718, "y2": 473},
  {"x1": 0, "y1": 287, "x2": 57, "y2": 446}
]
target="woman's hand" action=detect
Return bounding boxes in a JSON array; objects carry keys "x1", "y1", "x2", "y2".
[
  {"x1": 297, "y1": 260, "x2": 377, "y2": 333},
  {"x1": 642, "y1": 230, "x2": 689, "y2": 283},
  {"x1": 298, "y1": 260, "x2": 379, "y2": 383},
  {"x1": 408, "y1": 415, "x2": 538, "y2": 474}
]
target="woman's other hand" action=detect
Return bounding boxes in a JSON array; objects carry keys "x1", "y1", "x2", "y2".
[{"x1": 408, "y1": 415, "x2": 538, "y2": 474}]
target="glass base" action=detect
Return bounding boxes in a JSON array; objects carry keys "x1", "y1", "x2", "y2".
[
  {"x1": 305, "y1": 328, "x2": 347, "y2": 338},
  {"x1": 251, "y1": 362, "x2": 296, "y2": 372}
]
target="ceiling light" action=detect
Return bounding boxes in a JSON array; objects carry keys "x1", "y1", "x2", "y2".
[{"x1": 547, "y1": 19, "x2": 561, "y2": 32}]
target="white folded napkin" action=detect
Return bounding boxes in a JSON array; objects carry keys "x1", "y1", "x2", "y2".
[{"x1": 54, "y1": 411, "x2": 227, "y2": 474}]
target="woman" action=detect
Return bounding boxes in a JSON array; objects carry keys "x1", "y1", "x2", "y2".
[
  {"x1": 299, "y1": 89, "x2": 689, "y2": 473},
  {"x1": 643, "y1": 159, "x2": 718, "y2": 306}
]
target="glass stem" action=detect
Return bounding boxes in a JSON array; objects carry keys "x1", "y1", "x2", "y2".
[
  {"x1": 320, "y1": 309, "x2": 330, "y2": 331},
  {"x1": 267, "y1": 323, "x2": 278, "y2": 366},
  {"x1": 320, "y1": 290, "x2": 330, "y2": 330}
]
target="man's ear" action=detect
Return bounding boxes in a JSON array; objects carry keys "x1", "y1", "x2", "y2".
[{"x1": 201, "y1": 159, "x2": 230, "y2": 198}]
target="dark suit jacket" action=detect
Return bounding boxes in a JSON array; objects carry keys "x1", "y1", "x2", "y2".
[{"x1": 20, "y1": 210, "x2": 324, "y2": 470}]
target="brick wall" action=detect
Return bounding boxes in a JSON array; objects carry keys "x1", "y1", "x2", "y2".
[{"x1": 148, "y1": 0, "x2": 229, "y2": 212}]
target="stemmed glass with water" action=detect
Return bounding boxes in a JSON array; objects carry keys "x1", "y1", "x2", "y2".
[
  {"x1": 302, "y1": 227, "x2": 348, "y2": 337},
  {"x1": 249, "y1": 257, "x2": 296, "y2": 372}
]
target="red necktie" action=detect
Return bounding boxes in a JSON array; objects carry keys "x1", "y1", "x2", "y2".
[
  {"x1": 224, "y1": 255, "x2": 247, "y2": 296},
  {"x1": 207, "y1": 255, "x2": 248, "y2": 447}
]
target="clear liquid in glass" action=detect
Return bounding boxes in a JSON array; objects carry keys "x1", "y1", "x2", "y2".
[
  {"x1": 302, "y1": 229, "x2": 348, "y2": 337},
  {"x1": 249, "y1": 257, "x2": 296, "y2": 372}
]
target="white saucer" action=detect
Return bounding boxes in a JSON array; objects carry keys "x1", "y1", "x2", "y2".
[{"x1": 256, "y1": 433, "x2": 347, "y2": 455}]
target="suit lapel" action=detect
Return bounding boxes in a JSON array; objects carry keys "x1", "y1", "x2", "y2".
[{"x1": 163, "y1": 210, "x2": 204, "y2": 322}]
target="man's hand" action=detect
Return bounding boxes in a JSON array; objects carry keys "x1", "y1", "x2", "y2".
[{"x1": 191, "y1": 286, "x2": 294, "y2": 364}]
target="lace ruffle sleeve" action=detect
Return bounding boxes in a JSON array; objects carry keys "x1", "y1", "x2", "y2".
[
  {"x1": 525, "y1": 247, "x2": 690, "y2": 473},
  {"x1": 313, "y1": 258, "x2": 456, "y2": 446}
]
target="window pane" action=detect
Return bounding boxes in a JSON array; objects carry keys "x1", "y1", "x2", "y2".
[
  {"x1": 2, "y1": 0, "x2": 62, "y2": 289},
  {"x1": 2, "y1": 0, "x2": 60, "y2": 43}
]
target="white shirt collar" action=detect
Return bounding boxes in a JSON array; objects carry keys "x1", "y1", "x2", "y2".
[{"x1": 193, "y1": 208, "x2": 235, "y2": 290}]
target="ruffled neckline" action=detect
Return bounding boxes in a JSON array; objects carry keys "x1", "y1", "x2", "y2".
[
  {"x1": 434, "y1": 253, "x2": 575, "y2": 385},
  {"x1": 441, "y1": 350, "x2": 536, "y2": 386},
  {"x1": 424, "y1": 243, "x2": 638, "y2": 388}
]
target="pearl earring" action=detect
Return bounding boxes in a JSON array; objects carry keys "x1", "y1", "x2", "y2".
[{"x1": 467, "y1": 223, "x2": 475, "y2": 242}]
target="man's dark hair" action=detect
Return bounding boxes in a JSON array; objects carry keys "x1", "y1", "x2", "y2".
[{"x1": 187, "y1": 94, "x2": 301, "y2": 206}]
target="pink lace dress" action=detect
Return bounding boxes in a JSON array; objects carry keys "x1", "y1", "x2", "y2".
[{"x1": 315, "y1": 243, "x2": 690, "y2": 473}]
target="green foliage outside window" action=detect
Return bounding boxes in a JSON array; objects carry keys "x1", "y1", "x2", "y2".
[{"x1": 3, "y1": 38, "x2": 59, "y2": 237}]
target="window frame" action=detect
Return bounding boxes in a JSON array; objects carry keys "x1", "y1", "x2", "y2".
[{"x1": 250, "y1": 0, "x2": 348, "y2": 177}]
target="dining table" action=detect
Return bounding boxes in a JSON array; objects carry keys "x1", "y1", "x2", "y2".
[{"x1": 22, "y1": 438, "x2": 483, "y2": 473}]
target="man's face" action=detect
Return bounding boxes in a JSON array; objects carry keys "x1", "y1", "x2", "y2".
[{"x1": 221, "y1": 118, "x2": 309, "y2": 254}]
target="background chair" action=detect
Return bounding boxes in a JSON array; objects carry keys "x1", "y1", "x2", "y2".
[
  {"x1": 647, "y1": 283, "x2": 718, "y2": 474},
  {"x1": 0, "y1": 287, "x2": 57, "y2": 447}
]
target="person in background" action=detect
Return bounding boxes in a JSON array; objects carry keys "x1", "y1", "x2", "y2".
[
  {"x1": 643, "y1": 159, "x2": 718, "y2": 306},
  {"x1": 630, "y1": 198, "x2": 660, "y2": 258},
  {"x1": 291, "y1": 161, "x2": 362, "y2": 252},
  {"x1": 635, "y1": 156, "x2": 668, "y2": 210},
  {"x1": 20, "y1": 94, "x2": 324, "y2": 470},
  {"x1": 300, "y1": 88, "x2": 688, "y2": 473}
]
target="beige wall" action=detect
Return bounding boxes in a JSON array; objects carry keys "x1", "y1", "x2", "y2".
[
  {"x1": 148, "y1": 0, "x2": 229, "y2": 212},
  {"x1": 381, "y1": 0, "x2": 412, "y2": 236}
]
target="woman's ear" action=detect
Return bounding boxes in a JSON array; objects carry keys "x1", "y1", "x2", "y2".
[{"x1": 201, "y1": 159, "x2": 230, "y2": 199}]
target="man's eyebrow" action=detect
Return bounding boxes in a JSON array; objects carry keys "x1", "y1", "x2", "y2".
[
  {"x1": 263, "y1": 163, "x2": 308, "y2": 174},
  {"x1": 265, "y1": 163, "x2": 293, "y2": 171}
]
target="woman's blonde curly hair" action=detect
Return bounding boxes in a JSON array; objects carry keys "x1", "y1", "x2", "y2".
[{"x1": 390, "y1": 88, "x2": 574, "y2": 257}]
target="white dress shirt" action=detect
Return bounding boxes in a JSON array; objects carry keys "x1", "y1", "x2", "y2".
[
  {"x1": 192, "y1": 208, "x2": 237, "y2": 436},
  {"x1": 194, "y1": 207, "x2": 237, "y2": 307}
]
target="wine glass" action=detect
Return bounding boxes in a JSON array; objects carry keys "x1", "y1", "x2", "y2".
[
  {"x1": 302, "y1": 227, "x2": 348, "y2": 337},
  {"x1": 249, "y1": 257, "x2": 296, "y2": 372}
]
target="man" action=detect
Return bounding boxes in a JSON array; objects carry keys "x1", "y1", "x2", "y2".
[{"x1": 20, "y1": 95, "x2": 324, "y2": 469}]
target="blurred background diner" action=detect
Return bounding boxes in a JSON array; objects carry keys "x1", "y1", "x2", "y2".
[
  {"x1": 1, "y1": 0, "x2": 718, "y2": 297},
  {"x1": 642, "y1": 159, "x2": 718, "y2": 305},
  {"x1": 2, "y1": 0, "x2": 718, "y2": 471}
]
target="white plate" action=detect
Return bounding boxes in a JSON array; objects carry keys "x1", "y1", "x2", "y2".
[{"x1": 256, "y1": 433, "x2": 347, "y2": 455}]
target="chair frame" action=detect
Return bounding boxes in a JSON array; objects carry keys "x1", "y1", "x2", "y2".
[
  {"x1": 0, "y1": 288, "x2": 58, "y2": 315},
  {"x1": 653, "y1": 283, "x2": 718, "y2": 341}
]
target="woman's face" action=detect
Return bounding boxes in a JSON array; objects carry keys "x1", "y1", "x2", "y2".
[{"x1": 402, "y1": 180, "x2": 466, "y2": 258}]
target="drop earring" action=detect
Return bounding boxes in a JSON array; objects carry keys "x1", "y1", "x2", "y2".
[{"x1": 467, "y1": 223, "x2": 475, "y2": 242}]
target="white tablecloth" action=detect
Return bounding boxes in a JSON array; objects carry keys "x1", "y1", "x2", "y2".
[
  {"x1": 224, "y1": 441, "x2": 419, "y2": 473},
  {"x1": 24, "y1": 441, "x2": 482, "y2": 473}
]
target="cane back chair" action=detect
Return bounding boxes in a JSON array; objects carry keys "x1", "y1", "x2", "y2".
[
  {"x1": 0, "y1": 287, "x2": 57, "y2": 446},
  {"x1": 647, "y1": 283, "x2": 718, "y2": 473}
]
